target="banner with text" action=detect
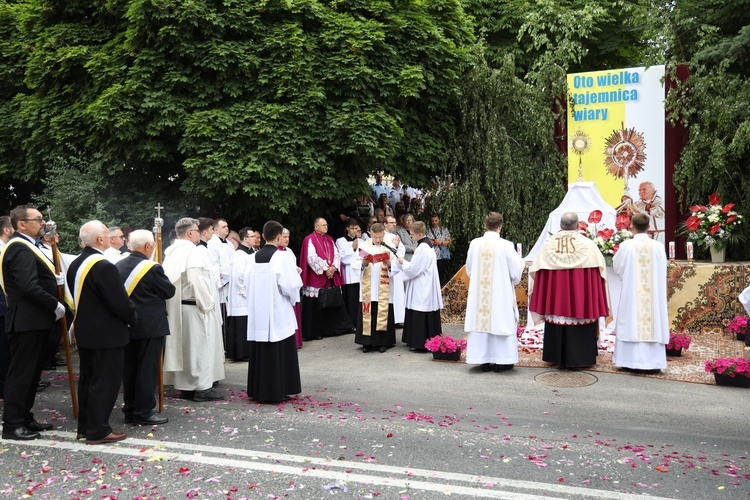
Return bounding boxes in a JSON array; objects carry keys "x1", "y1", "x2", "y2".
[{"x1": 567, "y1": 65, "x2": 667, "y2": 242}]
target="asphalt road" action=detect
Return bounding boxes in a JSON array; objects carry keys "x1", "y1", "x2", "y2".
[{"x1": 1, "y1": 325, "x2": 748, "y2": 499}]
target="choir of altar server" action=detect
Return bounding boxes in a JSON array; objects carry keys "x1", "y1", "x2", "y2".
[
  {"x1": 398, "y1": 221, "x2": 443, "y2": 351},
  {"x1": 225, "y1": 227, "x2": 255, "y2": 361},
  {"x1": 336, "y1": 219, "x2": 364, "y2": 329},
  {"x1": 245, "y1": 221, "x2": 302, "y2": 403},
  {"x1": 383, "y1": 215, "x2": 407, "y2": 325},
  {"x1": 464, "y1": 212, "x2": 525, "y2": 372}
]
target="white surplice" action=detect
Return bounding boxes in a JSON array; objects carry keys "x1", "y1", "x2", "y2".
[
  {"x1": 740, "y1": 285, "x2": 750, "y2": 316},
  {"x1": 336, "y1": 236, "x2": 363, "y2": 285},
  {"x1": 400, "y1": 241, "x2": 443, "y2": 312},
  {"x1": 245, "y1": 249, "x2": 302, "y2": 343},
  {"x1": 611, "y1": 233, "x2": 669, "y2": 369},
  {"x1": 353, "y1": 240, "x2": 398, "y2": 303},
  {"x1": 207, "y1": 235, "x2": 232, "y2": 302},
  {"x1": 227, "y1": 250, "x2": 249, "y2": 318},
  {"x1": 384, "y1": 232, "x2": 406, "y2": 323},
  {"x1": 163, "y1": 240, "x2": 225, "y2": 391},
  {"x1": 464, "y1": 232, "x2": 525, "y2": 365}
]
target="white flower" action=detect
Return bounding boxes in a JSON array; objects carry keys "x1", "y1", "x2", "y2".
[{"x1": 707, "y1": 214, "x2": 720, "y2": 223}]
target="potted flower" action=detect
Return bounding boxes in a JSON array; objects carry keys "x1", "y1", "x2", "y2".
[
  {"x1": 579, "y1": 211, "x2": 633, "y2": 266},
  {"x1": 683, "y1": 192, "x2": 744, "y2": 262},
  {"x1": 705, "y1": 358, "x2": 750, "y2": 388},
  {"x1": 726, "y1": 315, "x2": 748, "y2": 341},
  {"x1": 665, "y1": 332, "x2": 692, "y2": 356},
  {"x1": 425, "y1": 334, "x2": 467, "y2": 361}
]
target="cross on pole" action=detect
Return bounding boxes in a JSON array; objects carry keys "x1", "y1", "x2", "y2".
[{"x1": 155, "y1": 203, "x2": 164, "y2": 219}]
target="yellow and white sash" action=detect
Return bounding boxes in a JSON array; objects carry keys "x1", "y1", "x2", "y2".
[
  {"x1": 635, "y1": 239, "x2": 655, "y2": 341},
  {"x1": 0, "y1": 237, "x2": 56, "y2": 298},
  {"x1": 72, "y1": 253, "x2": 107, "y2": 314},
  {"x1": 475, "y1": 238, "x2": 496, "y2": 333},
  {"x1": 360, "y1": 242, "x2": 390, "y2": 335},
  {"x1": 124, "y1": 260, "x2": 158, "y2": 296}
]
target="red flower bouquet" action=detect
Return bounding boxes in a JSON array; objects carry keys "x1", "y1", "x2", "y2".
[
  {"x1": 579, "y1": 211, "x2": 633, "y2": 266},
  {"x1": 684, "y1": 193, "x2": 743, "y2": 250}
]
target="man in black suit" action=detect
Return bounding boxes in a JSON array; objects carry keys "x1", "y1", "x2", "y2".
[
  {"x1": 67, "y1": 221, "x2": 136, "y2": 445},
  {"x1": 116, "y1": 230, "x2": 175, "y2": 426},
  {"x1": 0, "y1": 206, "x2": 65, "y2": 441}
]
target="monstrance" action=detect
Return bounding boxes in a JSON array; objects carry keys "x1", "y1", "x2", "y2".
[
  {"x1": 569, "y1": 128, "x2": 592, "y2": 181},
  {"x1": 603, "y1": 122, "x2": 647, "y2": 195}
]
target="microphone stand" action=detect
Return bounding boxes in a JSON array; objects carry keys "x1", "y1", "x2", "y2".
[{"x1": 45, "y1": 220, "x2": 78, "y2": 418}]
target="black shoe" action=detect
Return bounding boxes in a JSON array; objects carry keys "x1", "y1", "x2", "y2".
[
  {"x1": 44, "y1": 364, "x2": 57, "y2": 371},
  {"x1": 133, "y1": 413, "x2": 169, "y2": 426},
  {"x1": 212, "y1": 381, "x2": 219, "y2": 388},
  {"x1": 124, "y1": 415, "x2": 133, "y2": 424},
  {"x1": 180, "y1": 390, "x2": 195, "y2": 400},
  {"x1": 193, "y1": 389, "x2": 224, "y2": 402},
  {"x1": 25, "y1": 421, "x2": 53, "y2": 432},
  {"x1": 37, "y1": 381, "x2": 51, "y2": 392},
  {"x1": 480, "y1": 363, "x2": 492, "y2": 372},
  {"x1": 347, "y1": 327, "x2": 357, "y2": 334},
  {"x1": 2, "y1": 427, "x2": 40, "y2": 441},
  {"x1": 378, "y1": 346, "x2": 387, "y2": 353},
  {"x1": 493, "y1": 364, "x2": 514, "y2": 372},
  {"x1": 395, "y1": 323, "x2": 404, "y2": 328},
  {"x1": 315, "y1": 335, "x2": 323, "y2": 340},
  {"x1": 54, "y1": 355, "x2": 67, "y2": 367},
  {"x1": 362, "y1": 345, "x2": 372, "y2": 353}
]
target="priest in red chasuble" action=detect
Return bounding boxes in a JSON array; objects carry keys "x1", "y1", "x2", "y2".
[{"x1": 529, "y1": 212, "x2": 609, "y2": 368}]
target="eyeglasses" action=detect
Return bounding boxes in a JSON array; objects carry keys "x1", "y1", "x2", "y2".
[
  {"x1": 21, "y1": 218, "x2": 45, "y2": 223},
  {"x1": 110, "y1": 235, "x2": 125, "y2": 239}
]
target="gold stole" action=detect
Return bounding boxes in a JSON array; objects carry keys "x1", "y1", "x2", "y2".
[
  {"x1": 124, "y1": 259, "x2": 158, "y2": 296},
  {"x1": 72, "y1": 253, "x2": 107, "y2": 315},
  {"x1": 634, "y1": 240, "x2": 655, "y2": 341},
  {"x1": 361, "y1": 244, "x2": 390, "y2": 335},
  {"x1": 475, "y1": 238, "x2": 496, "y2": 332},
  {"x1": 0, "y1": 237, "x2": 56, "y2": 298}
]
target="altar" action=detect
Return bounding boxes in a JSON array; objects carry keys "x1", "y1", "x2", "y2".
[{"x1": 441, "y1": 261, "x2": 750, "y2": 334}]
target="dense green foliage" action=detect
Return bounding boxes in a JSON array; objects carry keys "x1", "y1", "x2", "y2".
[{"x1": 0, "y1": 0, "x2": 748, "y2": 261}]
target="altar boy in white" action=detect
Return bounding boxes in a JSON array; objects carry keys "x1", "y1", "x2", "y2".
[
  {"x1": 612, "y1": 213, "x2": 669, "y2": 372},
  {"x1": 245, "y1": 220, "x2": 303, "y2": 404},
  {"x1": 464, "y1": 213, "x2": 525, "y2": 372}
]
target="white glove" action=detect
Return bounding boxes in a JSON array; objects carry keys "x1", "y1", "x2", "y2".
[
  {"x1": 54, "y1": 302, "x2": 65, "y2": 321},
  {"x1": 55, "y1": 272, "x2": 65, "y2": 286}
]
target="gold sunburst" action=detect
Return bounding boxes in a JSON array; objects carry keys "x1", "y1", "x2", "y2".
[
  {"x1": 569, "y1": 129, "x2": 591, "y2": 181},
  {"x1": 603, "y1": 123, "x2": 647, "y2": 179}
]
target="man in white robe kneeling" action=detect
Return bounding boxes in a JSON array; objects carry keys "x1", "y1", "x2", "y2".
[
  {"x1": 246, "y1": 220, "x2": 303, "y2": 404},
  {"x1": 464, "y1": 212, "x2": 525, "y2": 372},
  {"x1": 612, "y1": 213, "x2": 669, "y2": 373}
]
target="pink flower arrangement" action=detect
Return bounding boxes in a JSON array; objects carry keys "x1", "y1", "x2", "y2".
[
  {"x1": 704, "y1": 358, "x2": 750, "y2": 378},
  {"x1": 666, "y1": 332, "x2": 692, "y2": 351},
  {"x1": 726, "y1": 315, "x2": 748, "y2": 337},
  {"x1": 424, "y1": 334, "x2": 467, "y2": 354}
]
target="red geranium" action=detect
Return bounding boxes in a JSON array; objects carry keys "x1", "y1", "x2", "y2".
[
  {"x1": 615, "y1": 214, "x2": 631, "y2": 230},
  {"x1": 722, "y1": 203, "x2": 736, "y2": 213},
  {"x1": 709, "y1": 192, "x2": 721, "y2": 205},
  {"x1": 685, "y1": 215, "x2": 701, "y2": 231},
  {"x1": 588, "y1": 210, "x2": 602, "y2": 224}
]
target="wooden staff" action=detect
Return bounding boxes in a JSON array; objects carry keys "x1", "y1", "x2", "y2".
[
  {"x1": 153, "y1": 203, "x2": 164, "y2": 412},
  {"x1": 46, "y1": 220, "x2": 79, "y2": 418}
]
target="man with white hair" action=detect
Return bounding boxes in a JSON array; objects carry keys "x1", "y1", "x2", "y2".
[
  {"x1": 116, "y1": 230, "x2": 175, "y2": 425},
  {"x1": 162, "y1": 218, "x2": 224, "y2": 402},
  {"x1": 67, "y1": 220, "x2": 136, "y2": 444},
  {"x1": 633, "y1": 181, "x2": 665, "y2": 243}
]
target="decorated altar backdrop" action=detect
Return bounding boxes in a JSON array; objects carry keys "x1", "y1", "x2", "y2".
[{"x1": 525, "y1": 182, "x2": 616, "y2": 262}]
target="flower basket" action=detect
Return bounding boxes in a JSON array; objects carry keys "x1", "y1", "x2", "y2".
[
  {"x1": 713, "y1": 373, "x2": 750, "y2": 388},
  {"x1": 666, "y1": 332, "x2": 692, "y2": 355},
  {"x1": 705, "y1": 358, "x2": 750, "y2": 388},
  {"x1": 579, "y1": 211, "x2": 632, "y2": 266},
  {"x1": 725, "y1": 316, "x2": 748, "y2": 341},
  {"x1": 425, "y1": 334, "x2": 466, "y2": 362},
  {"x1": 683, "y1": 192, "x2": 744, "y2": 253},
  {"x1": 432, "y1": 349, "x2": 462, "y2": 362}
]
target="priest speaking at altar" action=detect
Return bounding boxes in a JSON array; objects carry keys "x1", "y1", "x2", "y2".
[
  {"x1": 612, "y1": 213, "x2": 668, "y2": 372},
  {"x1": 529, "y1": 212, "x2": 609, "y2": 369}
]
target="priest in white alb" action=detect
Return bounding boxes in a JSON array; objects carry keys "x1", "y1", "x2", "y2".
[
  {"x1": 612, "y1": 213, "x2": 669, "y2": 373},
  {"x1": 740, "y1": 285, "x2": 750, "y2": 348},
  {"x1": 464, "y1": 212, "x2": 525, "y2": 372},
  {"x1": 245, "y1": 220, "x2": 303, "y2": 404}
]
